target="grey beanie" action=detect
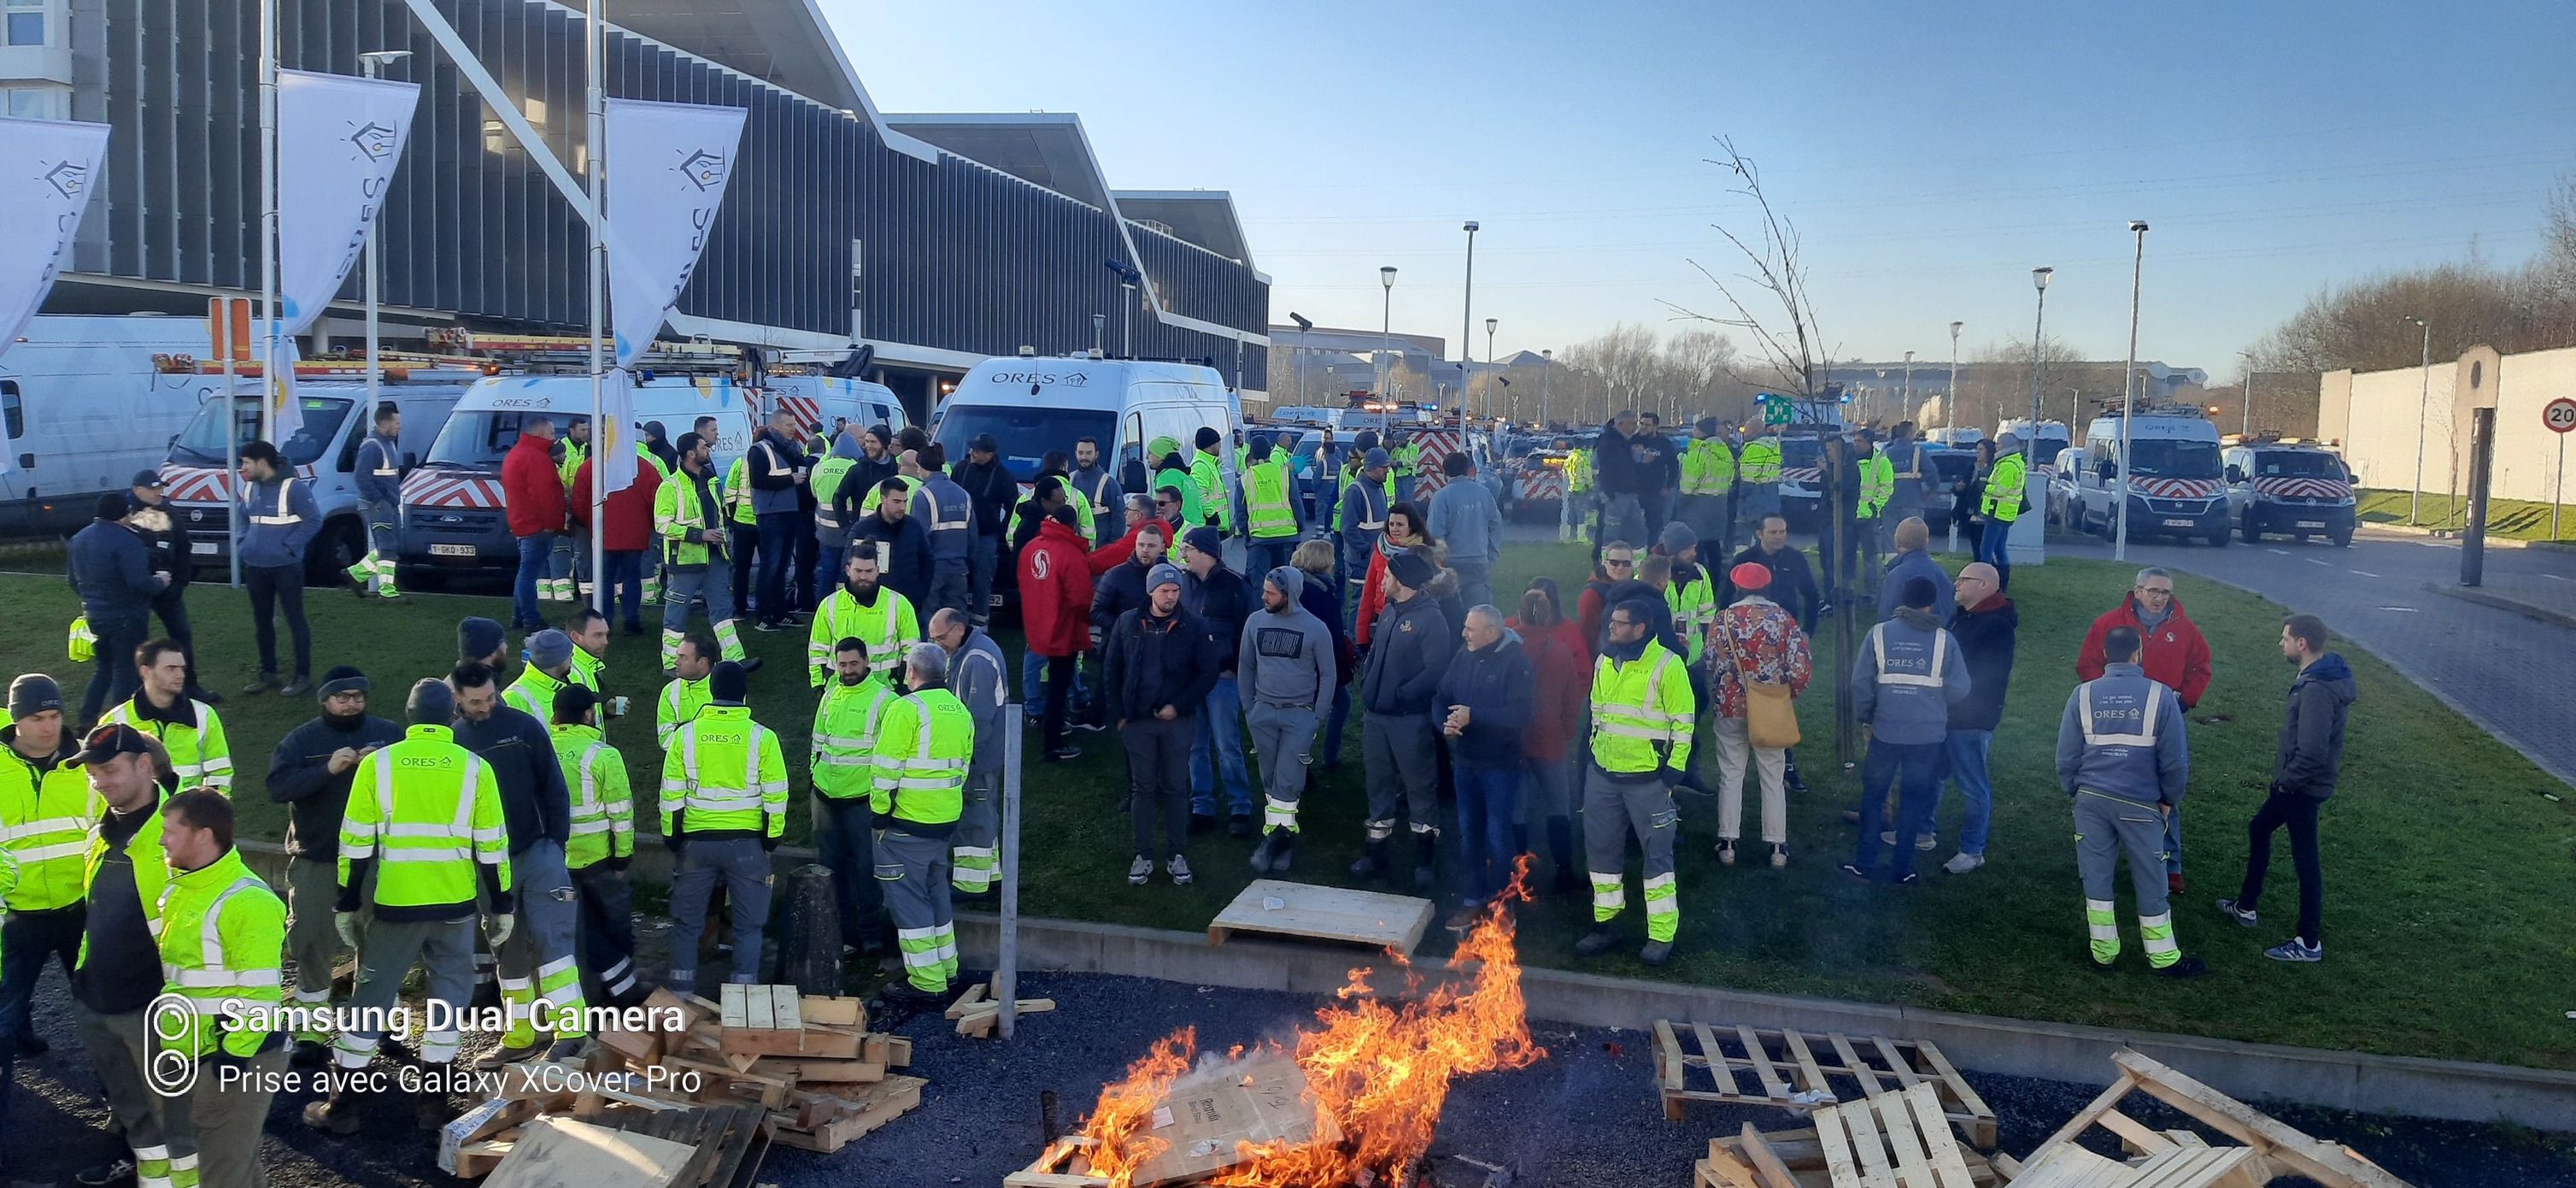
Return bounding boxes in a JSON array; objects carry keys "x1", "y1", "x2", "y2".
[
  {"x1": 317, "y1": 665, "x2": 368, "y2": 703},
  {"x1": 407, "y1": 678, "x2": 455, "y2": 726},
  {"x1": 1658, "y1": 520, "x2": 1698, "y2": 556},
  {"x1": 525, "y1": 629, "x2": 574, "y2": 672},
  {"x1": 1147, "y1": 562, "x2": 1184, "y2": 591},
  {"x1": 1363, "y1": 447, "x2": 1391, "y2": 468},
  {"x1": 457, "y1": 616, "x2": 506, "y2": 662},
  {"x1": 9, "y1": 674, "x2": 62, "y2": 721}
]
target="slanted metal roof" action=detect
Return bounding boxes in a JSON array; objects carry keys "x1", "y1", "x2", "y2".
[{"x1": 1112, "y1": 191, "x2": 1252, "y2": 268}]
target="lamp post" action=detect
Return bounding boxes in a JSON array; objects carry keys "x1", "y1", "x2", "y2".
[
  {"x1": 1459, "y1": 221, "x2": 1480, "y2": 421},
  {"x1": 2027, "y1": 267, "x2": 2053, "y2": 427},
  {"x1": 1540, "y1": 348, "x2": 1553, "y2": 429},
  {"x1": 1945, "y1": 320, "x2": 1962, "y2": 437},
  {"x1": 1378, "y1": 266, "x2": 1397, "y2": 398},
  {"x1": 358, "y1": 50, "x2": 410, "y2": 418},
  {"x1": 1901, "y1": 350, "x2": 1915, "y2": 425},
  {"x1": 2115, "y1": 221, "x2": 2147, "y2": 562},
  {"x1": 1288, "y1": 312, "x2": 1311, "y2": 407},
  {"x1": 2404, "y1": 315, "x2": 2430, "y2": 525},
  {"x1": 1483, "y1": 316, "x2": 1498, "y2": 419}
]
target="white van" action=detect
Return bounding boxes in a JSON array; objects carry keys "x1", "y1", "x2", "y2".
[
  {"x1": 161, "y1": 371, "x2": 472, "y2": 582},
  {"x1": 929, "y1": 356, "x2": 1239, "y2": 497},
  {"x1": 1998, "y1": 419, "x2": 2071, "y2": 475},
  {"x1": 0, "y1": 315, "x2": 229, "y2": 537},
  {"x1": 2073, "y1": 408, "x2": 2228, "y2": 546}
]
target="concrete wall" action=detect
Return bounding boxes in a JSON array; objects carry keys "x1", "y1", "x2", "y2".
[{"x1": 2327, "y1": 344, "x2": 2576, "y2": 503}]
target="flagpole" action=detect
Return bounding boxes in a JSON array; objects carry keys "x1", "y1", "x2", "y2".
[
  {"x1": 258, "y1": 0, "x2": 279, "y2": 444},
  {"x1": 586, "y1": 0, "x2": 607, "y2": 615}
]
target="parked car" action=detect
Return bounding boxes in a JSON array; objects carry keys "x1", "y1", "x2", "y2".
[
  {"x1": 2048, "y1": 447, "x2": 2087, "y2": 528},
  {"x1": 2225, "y1": 442, "x2": 2356, "y2": 546}
]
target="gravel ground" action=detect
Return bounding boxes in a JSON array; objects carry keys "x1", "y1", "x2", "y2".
[{"x1": 12, "y1": 967, "x2": 2567, "y2": 1188}]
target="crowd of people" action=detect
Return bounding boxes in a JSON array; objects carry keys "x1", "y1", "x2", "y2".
[{"x1": 5, "y1": 403, "x2": 2358, "y2": 1187}]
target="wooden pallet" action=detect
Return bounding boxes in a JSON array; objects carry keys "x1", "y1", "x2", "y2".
[
  {"x1": 1208, "y1": 879, "x2": 1436, "y2": 956},
  {"x1": 572, "y1": 1103, "x2": 773, "y2": 1188},
  {"x1": 1652, "y1": 1021, "x2": 1998, "y2": 1150},
  {"x1": 1005, "y1": 1136, "x2": 1113, "y2": 1188},
  {"x1": 1994, "y1": 1049, "x2": 2414, "y2": 1188},
  {"x1": 1701, "y1": 1083, "x2": 1999, "y2": 1188}
]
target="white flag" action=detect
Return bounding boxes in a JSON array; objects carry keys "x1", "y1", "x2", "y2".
[
  {"x1": 595, "y1": 368, "x2": 640, "y2": 494},
  {"x1": 273, "y1": 68, "x2": 420, "y2": 437},
  {"x1": 0, "y1": 116, "x2": 109, "y2": 476},
  {"x1": 603, "y1": 97, "x2": 747, "y2": 367}
]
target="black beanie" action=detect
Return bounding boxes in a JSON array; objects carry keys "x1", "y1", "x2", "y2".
[
  {"x1": 457, "y1": 616, "x2": 505, "y2": 662},
  {"x1": 317, "y1": 666, "x2": 368, "y2": 703},
  {"x1": 407, "y1": 678, "x2": 455, "y2": 726},
  {"x1": 9, "y1": 674, "x2": 62, "y2": 721},
  {"x1": 710, "y1": 661, "x2": 748, "y2": 704},
  {"x1": 1195, "y1": 426, "x2": 1221, "y2": 450}
]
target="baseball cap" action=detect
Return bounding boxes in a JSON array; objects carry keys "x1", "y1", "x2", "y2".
[
  {"x1": 131, "y1": 469, "x2": 166, "y2": 489},
  {"x1": 73, "y1": 722, "x2": 155, "y2": 766}
]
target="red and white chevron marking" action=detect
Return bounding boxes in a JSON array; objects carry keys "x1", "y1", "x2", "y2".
[
  {"x1": 160, "y1": 462, "x2": 319, "y2": 503},
  {"x1": 2131, "y1": 476, "x2": 2221, "y2": 499},
  {"x1": 402, "y1": 470, "x2": 509, "y2": 509},
  {"x1": 2252, "y1": 475, "x2": 2351, "y2": 500},
  {"x1": 1515, "y1": 470, "x2": 1565, "y2": 502},
  {"x1": 1780, "y1": 465, "x2": 1822, "y2": 487},
  {"x1": 774, "y1": 393, "x2": 823, "y2": 429}
]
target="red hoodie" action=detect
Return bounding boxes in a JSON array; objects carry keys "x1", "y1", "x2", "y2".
[
  {"x1": 571, "y1": 455, "x2": 662, "y2": 552},
  {"x1": 1088, "y1": 515, "x2": 1178, "y2": 576},
  {"x1": 1019, "y1": 516, "x2": 1095, "y2": 657},
  {"x1": 2076, "y1": 593, "x2": 2213, "y2": 709},
  {"x1": 502, "y1": 433, "x2": 568, "y2": 538}
]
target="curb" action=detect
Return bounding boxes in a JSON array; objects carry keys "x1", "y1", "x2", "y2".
[
  {"x1": 2426, "y1": 582, "x2": 2576, "y2": 630},
  {"x1": 2356, "y1": 520, "x2": 2540, "y2": 549},
  {"x1": 949, "y1": 913, "x2": 2576, "y2": 1132}
]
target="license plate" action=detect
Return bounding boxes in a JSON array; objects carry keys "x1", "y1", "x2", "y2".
[
  {"x1": 2162, "y1": 518, "x2": 2195, "y2": 528},
  {"x1": 2296, "y1": 520, "x2": 2327, "y2": 529},
  {"x1": 429, "y1": 543, "x2": 475, "y2": 557},
  {"x1": 190, "y1": 541, "x2": 217, "y2": 555},
  {"x1": 989, "y1": 594, "x2": 1006, "y2": 607}
]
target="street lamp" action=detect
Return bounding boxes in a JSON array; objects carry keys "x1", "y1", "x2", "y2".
[
  {"x1": 1379, "y1": 266, "x2": 1398, "y2": 398},
  {"x1": 1106, "y1": 257, "x2": 1142, "y2": 357},
  {"x1": 1901, "y1": 350, "x2": 1915, "y2": 424},
  {"x1": 1540, "y1": 348, "x2": 1553, "y2": 429},
  {"x1": 1288, "y1": 312, "x2": 1312, "y2": 407},
  {"x1": 1945, "y1": 320, "x2": 1962, "y2": 437},
  {"x1": 2115, "y1": 220, "x2": 2147, "y2": 562},
  {"x1": 2237, "y1": 349, "x2": 2254, "y2": 438},
  {"x1": 2403, "y1": 315, "x2": 2430, "y2": 525},
  {"x1": 2027, "y1": 267, "x2": 2053, "y2": 428},
  {"x1": 1483, "y1": 316, "x2": 1498, "y2": 418},
  {"x1": 1459, "y1": 221, "x2": 1480, "y2": 420},
  {"x1": 357, "y1": 50, "x2": 411, "y2": 417}
]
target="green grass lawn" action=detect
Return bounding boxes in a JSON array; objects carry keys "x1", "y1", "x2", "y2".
[
  {"x1": 6, "y1": 544, "x2": 2573, "y2": 1068},
  {"x1": 2357, "y1": 487, "x2": 2576, "y2": 542}
]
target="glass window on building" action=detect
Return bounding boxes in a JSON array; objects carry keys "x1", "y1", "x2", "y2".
[
  {"x1": 4, "y1": 3, "x2": 43, "y2": 47},
  {"x1": 5, "y1": 89, "x2": 60, "y2": 119}
]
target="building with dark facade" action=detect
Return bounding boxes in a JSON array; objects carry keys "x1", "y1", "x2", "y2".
[{"x1": 38, "y1": 0, "x2": 1269, "y2": 414}]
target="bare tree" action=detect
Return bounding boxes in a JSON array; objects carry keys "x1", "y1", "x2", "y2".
[{"x1": 1664, "y1": 138, "x2": 1835, "y2": 419}]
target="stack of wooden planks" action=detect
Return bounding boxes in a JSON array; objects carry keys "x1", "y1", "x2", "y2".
[
  {"x1": 440, "y1": 985, "x2": 925, "y2": 1176},
  {"x1": 944, "y1": 979, "x2": 1057, "y2": 1038},
  {"x1": 1699, "y1": 1083, "x2": 2001, "y2": 1188}
]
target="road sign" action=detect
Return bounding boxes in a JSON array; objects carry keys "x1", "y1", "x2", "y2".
[
  {"x1": 2544, "y1": 397, "x2": 2576, "y2": 434},
  {"x1": 1759, "y1": 394, "x2": 1793, "y2": 426}
]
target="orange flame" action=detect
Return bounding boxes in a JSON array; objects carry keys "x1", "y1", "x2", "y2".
[{"x1": 1076, "y1": 861, "x2": 1544, "y2": 1187}]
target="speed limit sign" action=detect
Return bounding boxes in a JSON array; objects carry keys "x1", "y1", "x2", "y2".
[{"x1": 2547, "y1": 397, "x2": 2576, "y2": 434}]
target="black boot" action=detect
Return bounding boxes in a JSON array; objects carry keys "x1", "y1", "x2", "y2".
[
  {"x1": 1511, "y1": 823, "x2": 1531, "y2": 861},
  {"x1": 1271, "y1": 830, "x2": 1294, "y2": 874},
  {"x1": 414, "y1": 1063, "x2": 456, "y2": 1131},
  {"x1": 1546, "y1": 816, "x2": 1577, "y2": 891},
  {"x1": 1347, "y1": 838, "x2": 1388, "y2": 880},
  {"x1": 1413, "y1": 832, "x2": 1440, "y2": 892}
]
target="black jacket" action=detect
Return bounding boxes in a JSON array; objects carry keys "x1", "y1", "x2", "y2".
[
  {"x1": 850, "y1": 512, "x2": 936, "y2": 614},
  {"x1": 1723, "y1": 544, "x2": 1820, "y2": 632},
  {"x1": 1436, "y1": 634, "x2": 1534, "y2": 767},
  {"x1": 2273, "y1": 652, "x2": 2357, "y2": 798},
  {"x1": 1361, "y1": 589, "x2": 1454, "y2": 716},
  {"x1": 829, "y1": 456, "x2": 902, "y2": 539},
  {"x1": 1093, "y1": 557, "x2": 1155, "y2": 636},
  {"x1": 68, "y1": 518, "x2": 162, "y2": 620},
  {"x1": 1593, "y1": 423, "x2": 1643, "y2": 495},
  {"x1": 1945, "y1": 597, "x2": 2019, "y2": 732},
  {"x1": 1182, "y1": 566, "x2": 1253, "y2": 676},
  {"x1": 1104, "y1": 605, "x2": 1222, "y2": 722},
  {"x1": 452, "y1": 705, "x2": 571, "y2": 853},
  {"x1": 267, "y1": 712, "x2": 406, "y2": 860},
  {"x1": 1298, "y1": 573, "x2": 1354, "y2": 688},
  {"x1": 950, "y1": 458, "x2": 1020, "y2": 537}
]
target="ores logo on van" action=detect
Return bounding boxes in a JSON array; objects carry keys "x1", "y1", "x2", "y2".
[{"x1": 987, "y1": 371, "x2": 1089, "y2": 387}]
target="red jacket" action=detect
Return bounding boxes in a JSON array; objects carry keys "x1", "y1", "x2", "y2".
[
  {"x1": 1089, "y1": 516, "x2": 1178, "y2": 576},
  {"x1": 571, "y1": 454, "x2": 662, "y2": 552},
  {"x1": 1509, "y1": 620, "x2": 1590, "y2": 762},
  {"x1": 2076, "y1": 594, "x2": 2214, "y2": 709},
  {"x1": 1019, "y1": 517, "x2": 1095, "y2": 657},
  {"x1": 502, "y1": 433, "x2": 568, "y2": 538}
]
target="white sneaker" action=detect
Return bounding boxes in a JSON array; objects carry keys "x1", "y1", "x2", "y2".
[
  {"x1": 1167, "y1": 856, "x2": 1194, "y2": 885},
  {"x1": 1942, "y1": 852, "x2": 1984, "y2": 874},
  {"x1": 1916, "y1": 832, "x2": 1938, "y2": 852},
  {"x1": 1127, "y1": 856, "x2": 1152, "y2": 885},
  {"x1": 1716, "y1": 840, "x2": 1737, "y2": 866},
  {"x1": 1769, "y1": 844, "x2": 1788, "y2": 868}
]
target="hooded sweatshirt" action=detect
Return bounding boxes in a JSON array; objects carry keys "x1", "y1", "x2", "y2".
[
  {"x1": 2273, "y1": 652, "x2": 2357, "y2": 798},
  {"x1": 1237, "y1": 567, "x2": 1335, "y2": 709}
]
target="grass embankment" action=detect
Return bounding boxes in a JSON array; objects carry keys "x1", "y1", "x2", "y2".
[
  {"x1": 2357, "y1": 487, "x2": 2576, "y2": 543},
  {"x1": 3, "y1": 544, "x2": 2571, "y2": 1068}
]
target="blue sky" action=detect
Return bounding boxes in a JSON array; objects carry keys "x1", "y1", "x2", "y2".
[{"x1": 825, "y1": 0, "x2": 2576, "y2": 379}]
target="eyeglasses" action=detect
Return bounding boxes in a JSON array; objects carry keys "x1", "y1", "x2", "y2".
[
  {"x1": 1605, "y1": 558, "x2": 1634, "y2": 568},
  {"x1": 2139, "y1": 586, "x2": 2174, "y2": 596}
]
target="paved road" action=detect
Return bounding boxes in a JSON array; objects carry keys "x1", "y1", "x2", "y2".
[{"x1": 2046, "y1": 526, "x2": 2576, "y2": 788}]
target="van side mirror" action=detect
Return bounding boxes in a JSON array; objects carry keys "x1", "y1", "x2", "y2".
[
  {"x1": 405, "y1": 451, "x2": 420, "y2": 468},
  {"x1": 2094, "y1": 459, "x2": 2115, "y2": 481},
  {"x1": 2225, "y1": 465, "x2": 2244, "y2": 483}
]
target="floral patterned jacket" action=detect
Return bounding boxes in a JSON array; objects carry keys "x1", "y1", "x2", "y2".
[{"x1": 1706, "y1": 595, "x2": 1813, "y2": 720}]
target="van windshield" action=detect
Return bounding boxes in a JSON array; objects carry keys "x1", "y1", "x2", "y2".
[
  {"x1": 425, "y1": 411, "x2": 590, "y2": 469},
  {"x1": 932, "y1": 405, "x2": 1117, "y2": 482},
  {"x1": 1781, "y1": 438, "x2": 1823, "y2": 468},
  {"x1": 2130, "y1": 439, "x2": 2221, "y2": 479},
  {"x1": 172, "y1": 396, "x2": 354, "y2": 467},
  {"x1": 2254, "y1": 450, "x2": 2344, "y2": 478}
]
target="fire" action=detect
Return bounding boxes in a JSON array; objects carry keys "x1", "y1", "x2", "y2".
[{"x1": 1075, "y1": 864, "x2": 1544, "y2": 1187}]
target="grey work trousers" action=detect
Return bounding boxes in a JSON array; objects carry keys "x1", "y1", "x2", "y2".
[
  {"x1": 283, "y1": 857, "x2": 349, "y2": 1025},
  {"x1": 1363, "y1": 710, "x2": 1441, "y2": 838},
  {"x1": 952, "y1": 772, "x2": 1000, "y2": 895},
  {"x1": 667, "y1": 836, "x2": 772, "y2": 991},
  {"x1": 1122, "y1": 715, "x2": 1194, "y2": 860},
  {"x1": 496, "y1": 839, "x2": 582, "y2": 1025},
  {"x1": 661, "y1": 560, "x2": 737, "y2": 633},
  {"x1": 191, "y1": 1047, "x2": 288, "y2": 1188},
  {"x1": 874, "y1": 827, "x2": 956, "y2": 992},
  {"x1": 2076, "y1": 789, "x2": 2174, "y2": 920},
  {"x1": 1581, "y1": 767, "x2": 1681, "y2": 941},
  {"x1": 339, "y1": 915, "x2": 476, "y2": 1067},
  {"x1": 73, "y1": 1001, "x2": 192, "y2": 1183},
  {"x1": 1244, "y1": 701, "x2": 1320, "y2": 832}
]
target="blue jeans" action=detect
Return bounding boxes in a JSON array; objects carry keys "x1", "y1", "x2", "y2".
[
  {"x1": 1304, "y1": 478, "x2": 1337, "y2": 529},
  {"x1": 1022, "y1": 648, "x2": 1083, "y2": 707},
  {"x1": 1852, "y1": 739, "x2": 1942, "y2": 880},
  {"x1": 1322, "y1": 682, "x2": 1351, "y2": 766},
  {"x1": 1453, "y1": 762, "x2": 1523, "y2": 904},
  {"x1": 812, "y1": 543, "x2": 846, "y2": 611},
  {"x1": 513, "y1": 531, "x2": 556, "y2": 628},
  {"x1": 1976, "y1": 517, "x2": 2014, "y2": 591},
  {"x1": 601, "y1": 550, "x2": 646, "y2": 630},
  {"x1": 1940, "y1": 729, "x2": 1994, "y2": 856},
  {"x1": 1190, "y1": 675, "x2": 1251, "y2": 816},
  {"x1": 756, "y1": 511, "x2": 801, "y2": 624},
  {"x1": 2165, "y1": 801, "x2": 2185, "y2": 876}
]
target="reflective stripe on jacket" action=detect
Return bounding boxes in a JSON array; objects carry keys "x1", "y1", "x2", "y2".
[
  {"x1": 659, "y1": 705, "x2": 787, "y2": 838},
  {"x1": 100, "y1": 698, "x2": 232, "y2": 792},
  {"x1": 339, "y1": 725, "x2": 513, "y2": 913},
  {"x1": 1588, "y1": 639, "x2": 1694, "y2": 774},
  {"x1": 552, "y1": 724, "x2": 633, "y2": 869},
  {"x1": 154, "y1": 847, "x2": 285, "y2": 1059},
  {"x1": 0, "y1": 741, "x2": 96, "y2": 911},
  {"x1": 811, "y1": 676, "x2": 897, "y2": 800},
  {"x1": 870, "y1": 688, "x2": 971, "y2": 828}
]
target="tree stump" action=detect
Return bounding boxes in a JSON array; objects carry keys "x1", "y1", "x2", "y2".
[{"x1": 776, "y1": 862, "x2": 844, "y2": 997}]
